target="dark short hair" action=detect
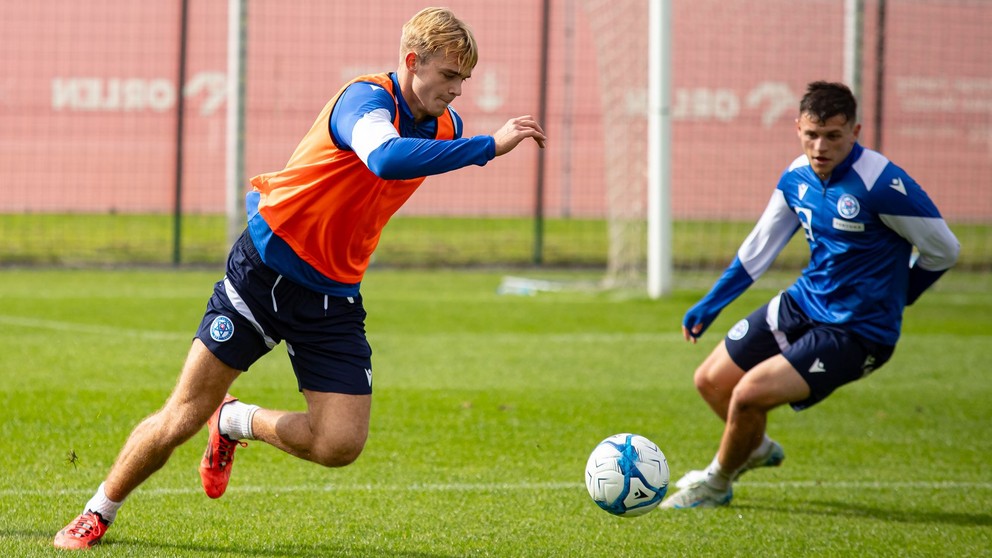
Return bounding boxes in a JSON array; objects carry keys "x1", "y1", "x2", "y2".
[{"x1": 799, "y1": 81, "x2": 858, "y2": 124}]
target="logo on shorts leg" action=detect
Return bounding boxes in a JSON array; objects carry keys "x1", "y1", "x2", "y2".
[
  {"x1": 728, "y1": 319, "x2": 749, "y2": 341},
  {"x1": 808, "y1": 357, "x2": 827, "y2": 373},
  {"x1": 210, "y1": 316, "x2": 235, "y2": 342}
]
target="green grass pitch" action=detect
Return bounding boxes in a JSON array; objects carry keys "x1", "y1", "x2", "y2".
[{"x1": 1, "y1": 268, "x2": 990, "y2": 557}]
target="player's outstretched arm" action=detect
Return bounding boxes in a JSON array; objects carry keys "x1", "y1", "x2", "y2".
[{"x1": 493, "y1": 115, "x2": 547, "y2": 155}]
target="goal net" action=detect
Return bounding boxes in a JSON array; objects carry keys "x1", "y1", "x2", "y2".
[
  {"x1": 1, "y1": 0, "x2": 989, "y2": 294},
  {"x1": 582, "y1": 0, "x2": 650, "y2": 288}
]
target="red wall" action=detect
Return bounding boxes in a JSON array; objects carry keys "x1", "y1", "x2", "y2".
[{"x1": 1, "y1": 1, "x2": 989, "y2": 221}]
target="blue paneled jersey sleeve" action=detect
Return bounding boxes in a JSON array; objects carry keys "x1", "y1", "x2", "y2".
[
  {"x1": 737, "y1": 188, "x2": 802, "y2": 277},
  {"x1": 872, "y1": 167, "x2": 959, "y2": 271},
  {"x1": 683, "y1": 257, "x2": 754, "y2": 339},
  {"x1": 684, "y1": 189, "x2": 799, "y2": 338},
  {"x1": 872, "y1": 167, "x2": 960, "y2": 304},
  {"x1": 367, "y1": 135, "x2": 495, "y2": 180},
  {"x1": 330, "y1": 80, "x2": 495, "y2": 180},
  {"x1": 331, "y1": 81, "x2": 399, "y2": 148}
]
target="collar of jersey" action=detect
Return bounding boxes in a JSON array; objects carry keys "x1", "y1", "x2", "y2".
[
  {"x1": 823, "y1": 142, "x2": 864, "y2": 187},
  {"x1": 389, "y1": 73, "x2": 416, "y2": 122},
  {"x1": 388, "y1": 72, "x2": 442, "y2": 138}
]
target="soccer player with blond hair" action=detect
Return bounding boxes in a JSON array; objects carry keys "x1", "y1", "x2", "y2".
[{"x1": 55, "y1": 7, "x2": 545, "y2": 549}]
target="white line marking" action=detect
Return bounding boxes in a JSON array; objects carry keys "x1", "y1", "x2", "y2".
[
  {"x1": 0, "y1": 315, "x2": 185, "y2": 340},
  {"x1": 3, "y1": 482, "x2": 578, "y2": 498},
  {"x1": 0, "y1": 314, "x2": 687, "y2": 343},
  {"x1": 740, "y1": 480, "x2": 992, "y2": 489},
  {"x1": 6, "y1": 314, "x2": 982, "y2": 346},
  {"x1": 3, "y1": 480, "x2": 990, "y2": 499}
]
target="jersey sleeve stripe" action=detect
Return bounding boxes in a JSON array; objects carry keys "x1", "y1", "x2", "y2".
[
  {"x1": 737, "y1": 189, "x2": 800, "y2": 278},
  {"x1": 350, "y1": 108, "x2": 400, "y2": 166},
  {"x1": 878, "y1": 214, "x2": 960, "y2": 271}
]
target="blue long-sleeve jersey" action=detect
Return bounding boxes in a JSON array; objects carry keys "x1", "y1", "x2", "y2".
[
  {"x1": 331, "y1": 73, "x2": 494, "y2": 177},
  {"x1": 686, "y1": 143, "x2": 960, "y2": 345},
  {"x1": 246, "y1": 72, "x2": 496, "y2": 296}
]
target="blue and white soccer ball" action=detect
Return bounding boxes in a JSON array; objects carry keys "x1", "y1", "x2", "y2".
[{"x1": 584, "y1": 433, "x2": 669, "y2": 517}]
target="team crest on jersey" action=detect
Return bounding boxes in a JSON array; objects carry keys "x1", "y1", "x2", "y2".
[
  {"x1": 210, "y1": 316, "x2": 235, "y2": 342},
  {"x1": 837, "y1": 194, "x2": 860, "y2": 219},
  {"x1": 728, "y1": 319, "x2": 749, "y2": 341}
]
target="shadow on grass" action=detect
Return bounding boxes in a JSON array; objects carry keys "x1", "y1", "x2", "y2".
[
  {"x1": 2, "y1": 529, "x2": 459, "y2": 558},
  {"x1": 109, "y1": 539, "x2": 459, "y2": 558},
  {"x1": 740, "y1": 499, "x2": 992, "y2": 528}
]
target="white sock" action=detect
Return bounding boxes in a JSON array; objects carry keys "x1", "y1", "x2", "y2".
[
  {"x1": 704, "y1": 460, "x2": 734, "y2": 491},
  {"x1": 84, "y1": 482, "x2": 123, "y2": 525},
  {"x1": 219, "y1": 400, "x2": 260, "y2": 441},
  {"x1": 749, "y1": 434, "x2": 773, "y2": 460}
]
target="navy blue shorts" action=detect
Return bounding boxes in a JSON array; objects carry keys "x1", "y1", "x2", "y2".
[
  {"x1": 195, "y1": 230, "x2": 373, "y2": 395},
  {"x1": 724, "y1": 292, "x2": 895, "y2": 410}
]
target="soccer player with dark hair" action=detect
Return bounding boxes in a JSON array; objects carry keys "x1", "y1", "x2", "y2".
[{"x1": 662, "y1": 81, "x2": 959, "y2": 509}]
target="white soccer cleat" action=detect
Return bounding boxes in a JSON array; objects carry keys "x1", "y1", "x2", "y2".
[
  {"x1": 674, "y1": 468, "x2": 708, "y2": 489},
  {"x1": 674, "y1": 440, "x2": 785, "y2": 489},
  {"x1": 737, "y1": 439, "x2": 785, "y2": 480},
  {"x1": 660, "y1": 479, "x2": 732, "y2": 509}
]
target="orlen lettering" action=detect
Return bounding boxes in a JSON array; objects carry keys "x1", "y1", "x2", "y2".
[
  {"x1": 672, "y1": 87, "x2": 740, "y2": 121},
  {"x1": 52, "y1": 72, "x2": 227, "y2": 114}
]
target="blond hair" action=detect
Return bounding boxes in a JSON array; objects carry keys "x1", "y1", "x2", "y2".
[{"x1": 400, "y1": 7, "x2": 478, "y2": 74}]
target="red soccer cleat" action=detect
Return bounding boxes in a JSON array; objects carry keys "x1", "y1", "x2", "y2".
[
  {"x1": 199, "y1": 394, "x2": 246, "y2": 499},
  {"x1": 53, "y1": 510, "x2": 108, "y2": 550}
]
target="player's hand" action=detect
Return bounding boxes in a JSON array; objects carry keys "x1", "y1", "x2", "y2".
[
  {"x1": 682, "y1": 323, "x2": 705, "y2": 344},
  {"x1": 493, "y1": 115, "x2": 546, "y2": 156},
  {"x1": 682, "y1": 302, "x2": 718, "y2": 344}
]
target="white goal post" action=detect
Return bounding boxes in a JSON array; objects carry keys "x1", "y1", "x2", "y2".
[
  {"x1": 646, "y1": 0, "x2": 864, "y2": 298},
  {"x1": 226, "y1": 0, "x2": 248, "y2": 248},
  {"x1": 647, "y1": 0, "x2": 673, "y2": 299}
]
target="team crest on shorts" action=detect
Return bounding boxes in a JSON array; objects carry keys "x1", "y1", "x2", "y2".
[
  {"x1": 837, "y1": 194, "x2": 860, "y2": 219},
  {"x1": 210, "y1": 316, "x2": 235, "y2": 342},
  {"x1": 728, "y1": 319, "x2": 749, "y2": 341}
]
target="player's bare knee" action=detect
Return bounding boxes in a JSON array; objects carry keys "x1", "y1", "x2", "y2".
[
  {"x1": 728, "y1": 381, "x2": 773, "y2": 415},
  {"x1": 693, "y1": 364, "x2": 727, "y2": 399},
  {"x1": 311, "y1": 447, "x2": 362, "y2": 468},
  {"x1": 311, "y1": 437, "x2": 366, "y2": 468},
  {"x1": 692, "y1": 366, "x2": 713, "y2": 394}
]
